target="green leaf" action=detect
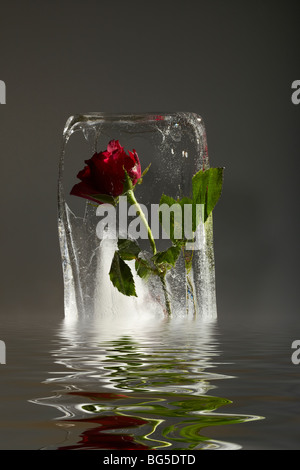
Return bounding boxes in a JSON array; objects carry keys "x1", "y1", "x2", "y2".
[
  {"x1": 137, "y1": 163, "x2": 152, "y2": 185},
  {"x1": 159, "y1": 194, "x2": 177, "y2": 207},
  {"x1": 141, "y1": 163, "x2": 151, "y2": 178},
  {"x1": 86, "y1": 193, "x2": 117, "y2": 205},
  {"x1": 152, "y1": 244, "x2": 182, "y2": 268},
  {"x1": 140, "y1": 163, "x2": 151, "y2": 179},
  {"x1": 192, "y1": 167, "x2": 224, "y2": 223},
  {"x1": 135, "y1": 257, "x2": 153, "y2": 280},
  {"x1": 109, "y1": 252, "x2": 137, "y2": 297},
  {"x1": 117, "y1": 238, "x2": 141, "y2": 260}
]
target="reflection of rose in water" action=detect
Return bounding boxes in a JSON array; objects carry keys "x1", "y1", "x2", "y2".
[
  {"x1": 32, "y1": 315, "x2": 262, "y2": 450},
  {"x1": 58, "y1": 414, "x2": 150, "y2": 450}
]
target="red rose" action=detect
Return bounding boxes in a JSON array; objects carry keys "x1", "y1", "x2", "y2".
[{"x1": 70, "y1": 140, "x2": 142, "y2": 203}]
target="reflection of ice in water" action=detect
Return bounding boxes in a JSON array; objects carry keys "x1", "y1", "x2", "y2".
[{"x1": 31, "y1": 317, "x2": 263, "y2": 450}]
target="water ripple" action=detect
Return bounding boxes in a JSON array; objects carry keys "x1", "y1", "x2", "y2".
[{"x1": 31, "y1": 316, "x2": 263, "y2": 450}]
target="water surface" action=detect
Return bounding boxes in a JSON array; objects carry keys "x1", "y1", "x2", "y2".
[{"x1": 0, "y1": 313, "x2": 299, "y2": 450}]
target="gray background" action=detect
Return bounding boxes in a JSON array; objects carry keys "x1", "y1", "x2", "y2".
[{"x1": 0, "y1": 0, "x2": 299, "y2": 328}]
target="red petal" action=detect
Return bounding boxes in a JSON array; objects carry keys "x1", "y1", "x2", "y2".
[
  {"x1": 68, "y1": 391, "x2": 128, "y2": 400},
  {"x1": 107, "y1": 140, "x2": 122, "y2": 153},
  {"x1": 77, "y1": 165, "x2": 91, "y2": 182},
  {"x1": 70, "y1": 181, "x2": 103, "y2": 204}
]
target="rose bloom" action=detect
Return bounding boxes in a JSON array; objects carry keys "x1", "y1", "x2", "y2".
[{"x1": 70, "y1": 140, "x2": 142, "y2": 203}]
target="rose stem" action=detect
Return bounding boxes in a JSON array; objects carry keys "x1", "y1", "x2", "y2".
[
  {"x1": 126, "y1": 189, "x2": 172, "y2": 316},
  {"x1": 159, "y1": 273, "x2": 172, "y2": 317},
  {"x1": 126, "y1": 190, "x2": 157, "y2": 255}
]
